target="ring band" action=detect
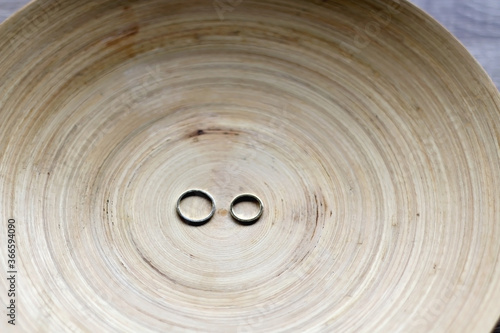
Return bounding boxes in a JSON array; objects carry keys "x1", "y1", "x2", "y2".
[
  {"x1": 230, "y1": 193, "x2": 264, "y2": 225},
  {"x1": 176, "y1": 189, "x2": 216, "y2": 226}
]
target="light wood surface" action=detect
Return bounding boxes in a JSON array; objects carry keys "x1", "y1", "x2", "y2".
[
  {"x1": 0, "y1": 0, "x2": 499, "y2": 332},
  {"x1": 1, "y1": 0, "x2": 499, "y2": 88}
]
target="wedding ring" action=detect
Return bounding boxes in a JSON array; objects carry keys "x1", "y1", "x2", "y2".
[
  {"x1": 230, "y1": 193, "x2": 264, "y2": 225},
  {"x1": 176, "y1": 189, "x2": 216, "y2": 226}
]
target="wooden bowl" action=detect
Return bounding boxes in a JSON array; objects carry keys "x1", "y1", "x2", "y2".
[{"x1": 1, "y1": 0, "x2": 499, "y2": 332}]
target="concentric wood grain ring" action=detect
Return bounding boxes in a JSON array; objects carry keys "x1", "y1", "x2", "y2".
[{"x1": 0, "y1": 0, "x2": 499, "y2": 332}]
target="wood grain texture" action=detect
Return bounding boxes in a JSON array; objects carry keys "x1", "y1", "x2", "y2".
[
  {"x1": 2, "y1": 0, "x2": 498, "y2": 87},
  {"x1": 0, "y1": 0, "x2": 499, "y2": 332}
]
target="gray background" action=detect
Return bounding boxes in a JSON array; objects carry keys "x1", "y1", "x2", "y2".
[{"x1": 0, "y1": 0, "x2": 499, "y2": 331}]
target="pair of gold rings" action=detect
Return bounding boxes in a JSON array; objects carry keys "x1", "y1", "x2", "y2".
[{"x1": 176, "y1": 189, "x2": 263, "y2": 226}]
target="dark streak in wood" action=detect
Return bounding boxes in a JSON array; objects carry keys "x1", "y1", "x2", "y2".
[
  {"x1": 188, "y1": 128, "x2": 241, "y2": 138},
  {"x1": 105, "y1": 24, "x2": 140, "y2": 47}
]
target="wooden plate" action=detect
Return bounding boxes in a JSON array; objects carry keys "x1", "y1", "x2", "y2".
[{"x1": 1, "y1": 0, "x2": 499, "y2": 332}]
